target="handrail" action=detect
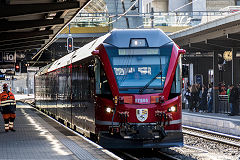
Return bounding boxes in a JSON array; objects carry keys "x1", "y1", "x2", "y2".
[
  {"x1": 219, "y1": 95, "x2": 228, "y2": 101},
  {"x1": 219, "y1": 94, "x2": 240, "y2": 102}
]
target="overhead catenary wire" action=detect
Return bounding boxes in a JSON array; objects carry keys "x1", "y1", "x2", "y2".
[
  {"x1": 107, "y1": 0, "x2": 138, "y2": 25},
  {"x1": 31, "y1": 37, "x2": 61, "y2": 67},
  {"x1": 31, "y1": 51, "x2": 43, "y2": 67},
  {"x1": 173, "y1": 0, "x2": 200, "y2": 12}
]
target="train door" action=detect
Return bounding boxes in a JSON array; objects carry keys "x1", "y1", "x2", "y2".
[
  {"x1": 47, "y1": 72, "x2": 57, "y2": 116},
  {"x1": 57, "y1": 67, "x2": 68, "y2": 122},
  {"x1": 170, "y1": 57, "x2": 182, "y2": 99},
  {"x1": 71, "y1": 62, "x2": 86, "y2": 134},
  {"x1": 67, "y1": 65, "x2": 72, "y2": 127},
  {"x1": 85, "y1": 61, "x2": 96, "y2": 135},
  {"x1": 94, "y1": 58, "x2": 112, "y2": 124}
]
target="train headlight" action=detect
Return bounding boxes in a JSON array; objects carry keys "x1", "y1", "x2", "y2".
[
  {"x1": 106, "y1": 107, "x2": 112, "y2": 113},
  {"x1": 168, "y1": 106, "x2": 177, "y2": 112},
  {"x1": 130, "y1": 39, "x2": 147, "y2": 47}
]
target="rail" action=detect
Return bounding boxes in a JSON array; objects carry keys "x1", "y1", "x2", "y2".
[{"x1": 183, "y1": 125, "x2": 240, "y2": 147}]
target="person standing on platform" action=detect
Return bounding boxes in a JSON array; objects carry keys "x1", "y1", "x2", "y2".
[
  {"x1": 229, "y1": 84, "x2": 239, "y2": 116},
  {"x1": 227, "y1": 84, "x2": 233, "y2": 115},
  {"x1": 0, "y1": 84, "x2": 16, "y2": 132},
  {"x1": 227, "y1": 85, "x2": 231, "y2": 101},
  {"x1": 185, "y1": 86, "x2": 191, "y2": 110},
  {"x1": 199, "y1": 84, "x2": 208, "y2": 112},
  {"x1": 190, "y1": 84, "x2": 199, "y2": 112},
  {"x1": 207, "y1": 84, "x2": 213, "y2": 113}
]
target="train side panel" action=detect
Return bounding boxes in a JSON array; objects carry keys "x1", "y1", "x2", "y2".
[{"x1": 35, "y1": 58, "x2": 96, "y2": 137}]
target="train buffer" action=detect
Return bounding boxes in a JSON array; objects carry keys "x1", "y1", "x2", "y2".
[{"x1": 0, "y1": 102, "x2": 121, "y2": 160}]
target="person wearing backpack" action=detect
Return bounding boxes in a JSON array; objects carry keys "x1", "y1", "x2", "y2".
[{"x1": 0, "y1": 83, "x2": 16, "y2": 132}]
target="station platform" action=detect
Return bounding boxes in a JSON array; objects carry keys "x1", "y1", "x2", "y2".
[
  {"x1": 182, "y1": 109, "x2": 240, "y2": 136},
  {"x1": 0, "y1": 102, "x2": 121, "y2": 160}
]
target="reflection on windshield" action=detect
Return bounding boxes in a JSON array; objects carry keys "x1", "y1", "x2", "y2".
[
  {"x1": 112, "y1": 55, "x2": 170, "y2": 92},
  {"x1": 105, "y1": 47, "x2": 172, "y2": 93}
]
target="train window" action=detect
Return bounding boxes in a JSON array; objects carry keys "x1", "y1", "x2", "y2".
[
  {"x1": 106, "y1": 44, "x2": 172, "y2": 94},
  {"x1": 100, "y1": 69, "x2": 111, "y2": 95},
  {"x1": 95, "y1": 58, "x2": 111, "y2": 95},
  {"x1": 171, "y1": 60, "x2": 181, "y2": 94},
  {"x1": 95, "y1": 59, "x2": 101, "y2": 94},
  {"x1": 112, "y1": 56, "x2": 170, "y2": 93}
]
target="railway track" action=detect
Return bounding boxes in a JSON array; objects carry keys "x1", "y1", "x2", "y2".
[
  {"x1": 182, "y1": 125, "x2": 240, "y2": 147},
  {"x1": 112, "y1": 149, "x2": 181, "y2": 160},
  {"x1": 114, "y1": 125, "x2": 240, "y2": 159}
]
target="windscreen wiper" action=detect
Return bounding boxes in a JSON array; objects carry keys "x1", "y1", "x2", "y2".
[
  {"x1": 139, "y1": 56, "x2": 163, "y2": 94},
  {"x1": 139, "y1": 71, "x2": 162, "y2": 94}
]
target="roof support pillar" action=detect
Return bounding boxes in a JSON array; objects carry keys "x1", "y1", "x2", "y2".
[
  {"x1": 231, "y1": 48, "x2": 239, "y2": 114},
  {"x1": 232, "y1": 48, "x2": 238, "y2": 85},
  {"x1": 213, "y1": 51, "x2": 219, "y2": 113}
]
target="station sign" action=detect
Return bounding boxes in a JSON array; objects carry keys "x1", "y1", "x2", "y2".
[
  {"x1": 0, "y1": 51, "x2": 16, "y2": 63},
  {"x1": 4, "y1": 51, "x2": 16, "y2": 63}
]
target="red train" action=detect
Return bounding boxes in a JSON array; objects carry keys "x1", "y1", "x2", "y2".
[{"x1": 35, "y1": 29, "x2": 185, "y2": 148}]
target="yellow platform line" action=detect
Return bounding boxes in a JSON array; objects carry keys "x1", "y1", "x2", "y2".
[{"x1": 60, "y1": 26, "x2": 110, "y2": 34}]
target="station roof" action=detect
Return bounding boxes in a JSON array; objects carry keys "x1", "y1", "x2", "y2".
[
  {"x1": 169, "y1": 11, "x2": 240, "y2": 53},
  {"x1": 0, "y1": 0, "x2": 90, "y2": 61}
]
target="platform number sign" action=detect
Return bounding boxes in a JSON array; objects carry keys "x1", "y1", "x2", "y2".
[{"x1": 4, "y1": 51, "x2": 16, "y2": 62}]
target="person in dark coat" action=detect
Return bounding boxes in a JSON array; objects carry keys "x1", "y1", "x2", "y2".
[
  {"x1": 229, "y1": 85, "x2": 239, "y2": 116},
  {"x1": 190, "y1": 84, "x2": 199, "y2": 112},
  {"x1": 199, "y1": 84, "x2": 208, "y2": 112}
]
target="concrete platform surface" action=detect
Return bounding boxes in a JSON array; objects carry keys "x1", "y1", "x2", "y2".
[
  {"x1": 0, "y1": 103, "x2": 120, "y2": 160},
  {"x1": 183, "y1": 109, "x2": 240, "y2": 136}
]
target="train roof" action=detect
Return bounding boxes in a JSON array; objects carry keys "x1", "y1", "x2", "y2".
[
  {"x1": 42, "y1": 32, "x2": 111, "y2": 74},
  {"x1": 104, "y1": 29, "x2": 172, "y2": 48},
  {"x1": 36, "y1": 29, "x2": 173, "y2": 75}
]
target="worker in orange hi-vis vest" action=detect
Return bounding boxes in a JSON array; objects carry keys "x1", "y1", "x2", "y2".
[{"x1": 0, "y1": 84, "x2": 16, "y2": 132}]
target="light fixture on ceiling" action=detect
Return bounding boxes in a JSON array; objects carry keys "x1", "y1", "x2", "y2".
[{"x1": 46, "y1": 12, "x2": 57, "y2": 19}]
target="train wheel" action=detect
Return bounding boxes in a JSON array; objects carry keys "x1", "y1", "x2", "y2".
[{"x1": 90, "y1": 133, "x2": 99, "y2": 143}]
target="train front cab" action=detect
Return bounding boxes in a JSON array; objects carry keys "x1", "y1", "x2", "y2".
[{"x1": 94, "y1": 37, "x2": 185, "y2": 148}]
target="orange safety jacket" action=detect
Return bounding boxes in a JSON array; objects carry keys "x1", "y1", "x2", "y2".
[{"x1": 0, "y1": 91, "x2": 16, "y2": 114}]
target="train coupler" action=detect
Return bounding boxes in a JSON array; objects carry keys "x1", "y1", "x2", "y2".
[
  {"x1": 109, "y1": 126, "x2": 120, "y2": 135},
  {"x1": 155, "y1": 110, "x2": 173, "y2": 126},
  {"x1": 118, "y1": 111, "x2": 129, "y2": 117},
  {"x1": 118, "y1": 111, "x2": 129, "y2": 125}
]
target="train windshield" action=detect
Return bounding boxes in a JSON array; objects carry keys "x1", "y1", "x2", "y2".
[{"x1": 107, "y1": 47, "x2": 172, "y2": 94}]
